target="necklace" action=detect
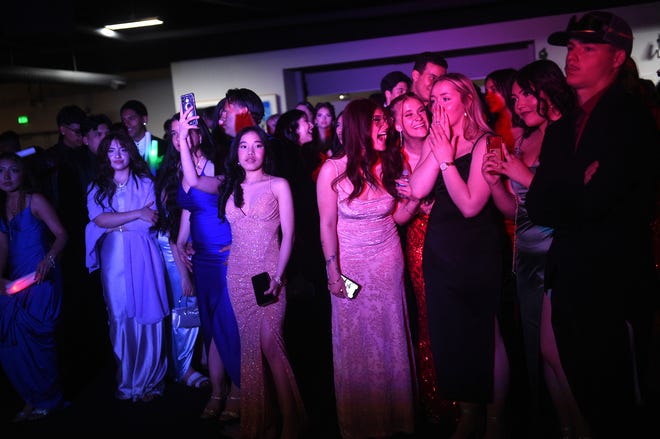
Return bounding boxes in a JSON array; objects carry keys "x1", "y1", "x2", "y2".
[{"x1": 114, "y1": 178, "x2": 128, "y2": 189}]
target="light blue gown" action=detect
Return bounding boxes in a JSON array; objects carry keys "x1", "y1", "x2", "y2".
[
  {"x1": 156, "y1": 231, "x2": 199, "y2": 381},
  {"x1": 86, "y1": 175, "x2": 169, "y2": 401}
]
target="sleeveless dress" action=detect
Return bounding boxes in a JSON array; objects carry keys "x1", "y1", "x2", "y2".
[
  {"x1": 329, "y1": 159, "x2": 416, "y2": 439},
  {"x1": 510, "y1": 154, "x2": 553, "y2": 407},
  {"x1": 225, "y1": 176, "x2": 306, "y2": 438},
  {"x1": 176, "y1": 164, "x2": 240, "y2": 386},
  {"x1": 423, "y1": 140, "x2": 505, "y2": 403},
  {"x1": 0, "y1": 195, "x2": 66, "y2": 411},
  {"x1": 405, "y1": 211, "x2": 452, "y2": 422}
]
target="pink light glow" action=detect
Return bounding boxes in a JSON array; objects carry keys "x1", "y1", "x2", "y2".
[{"x1": 6, "y1": 272, "x2": 37, "y2": 294}]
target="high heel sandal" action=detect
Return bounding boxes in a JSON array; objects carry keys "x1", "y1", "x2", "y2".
[
  {"x1": 200, "y1": 394, "x2": 223, "y2": 420},
  {"x1": 219, "y1": 395, "x2": 240, "y2": 423}
]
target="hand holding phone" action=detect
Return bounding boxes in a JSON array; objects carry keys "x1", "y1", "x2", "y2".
[
  {"x1": 486, "y1": 135, "x2": 503, "y2": 160},
  {"x1": 180, "y1": 93, "x2": 198, "y2": 126},
  {"x1": 341, "y1": 274, "x2": 360, "y2": 299}
]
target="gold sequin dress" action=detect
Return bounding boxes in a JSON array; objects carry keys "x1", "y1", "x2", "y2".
[{"x1": 225, "y1": 177, "x2": 306, "y2": 438}]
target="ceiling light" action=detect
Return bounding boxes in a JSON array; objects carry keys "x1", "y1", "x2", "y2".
[{"x1": 104, "y1": 18, "x2": 163, "y2": 31}]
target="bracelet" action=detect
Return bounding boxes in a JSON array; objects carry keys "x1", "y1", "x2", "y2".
[
  {"x1": 273, "y1": 276, "x2": 283, "y2": 287},
  {"x1": 48, "y1": 255, "x2": 56, "y2": 268}
]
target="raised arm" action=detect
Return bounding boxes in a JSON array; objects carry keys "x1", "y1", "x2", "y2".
[{"x1": 179, "y1": 105, "x2": 222, "y2": 194}]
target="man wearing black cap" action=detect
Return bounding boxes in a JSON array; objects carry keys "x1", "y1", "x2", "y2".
[{"x1": 527, "y1": 10, "x2": 659, "y2": 438}]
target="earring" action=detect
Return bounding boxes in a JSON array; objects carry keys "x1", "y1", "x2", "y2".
[
  {"x1": 464, "y1": 111, "x2": 468, "y2": 117},
  {"x1": 398, "y1": 130, "x2": 403, "y2": 146}
]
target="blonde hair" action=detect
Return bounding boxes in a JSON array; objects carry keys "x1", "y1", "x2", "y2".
[{"x1": 433, "y1": 73, "x2": 491, "y2": 141}]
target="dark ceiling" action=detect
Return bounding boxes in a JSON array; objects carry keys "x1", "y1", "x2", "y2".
[{"x1": 0, "y1": 0, "x2": 652, "y2": 81}]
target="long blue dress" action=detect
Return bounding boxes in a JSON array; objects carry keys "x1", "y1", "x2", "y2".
[
  {"x1": 0, "y1": 195, "x2": 66, "y2": 411},
  {"x1": 176, "y1": 165, "x2": 240, "y2": 386}
]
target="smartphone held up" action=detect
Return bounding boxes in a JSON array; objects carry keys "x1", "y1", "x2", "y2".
[
  {"x1": 180, "y1": 92, "x2": 198, "y2": 125},
  {"x1": 486, "y1": 135, "x2": 503, "y2": 160}
]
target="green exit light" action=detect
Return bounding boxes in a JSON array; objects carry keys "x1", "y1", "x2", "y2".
[{"x1": 17, "y1": 115, "x2": 29, "y2": 125}]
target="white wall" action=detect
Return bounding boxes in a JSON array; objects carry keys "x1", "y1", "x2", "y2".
[{"x1": 171, "y1": 2, "x2": 660, "y2": 112}]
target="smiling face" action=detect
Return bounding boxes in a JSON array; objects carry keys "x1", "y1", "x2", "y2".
[
  {"x1": 511, "y1": 82, "x2": 547, "y2": 129},
  {"x1": 395, "y1": 96, "x2": 429, "y2": 141},
  {"x1": 296, "y1": 116, "x2": 313, "y2": 145},
  {"x1": 371, "y1": 107, "x2": 389, "y2": 151},
  {"x1": 120, "y1": 108, "x2": 147, "y2": 142},
  {"x1": 237, "y1": 130, "x2": 265, "y2": 172}
]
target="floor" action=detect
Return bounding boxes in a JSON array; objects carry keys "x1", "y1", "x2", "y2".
[{"x1": 1, "y1": 289, "x2": 658, "y2": 438}]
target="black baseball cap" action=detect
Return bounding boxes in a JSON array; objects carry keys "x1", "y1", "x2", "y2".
[{"x1": 548, "y1": 11, "x2": 633, "y2": 56}]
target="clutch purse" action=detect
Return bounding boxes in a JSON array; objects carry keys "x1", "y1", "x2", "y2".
[
  {"x1": 172, "y1": 296, "x2": 200, "y2": 328},
  {"x1": 252, "y1": 271, "x2": 277, "y2": 306}
]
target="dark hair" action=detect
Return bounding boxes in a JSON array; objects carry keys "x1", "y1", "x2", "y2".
[
  {"x1": 0, "y1": 152, "x2": 32, "y2": 223},
  {"x1": 380, "y1": 71, "x2": 412, "y2": 93},
  {"x1": 295, "y1": 100, "x2": 314, "y2": 116},
  {"x1": 484, "y1": 68, "x2": 523, "y2": 129},
  {"x1": 82, "y1": 113, "x2": 113, "y2": 136},
  {"x1": 225, "y1": 88, "x2": 265, "y2": 125},
  {"x1": 91, "y1": 130, "x2": 153, "y2": 209},
  {"x1": 120, "y1": 100, "x2": 148, "y2": 117},
  {"x1": 513, "y1": 60, "x2": 577, "y2": 136},
  {"x1": 56, "y1": 104, "x2": 87, "y2": 127},
  {"x1": 274, "y1": 109, "x2": 307, "y2": 145},
  {"x1": 0, "y1": 130, "x2": 21, "y2": 153},
  {"x1": 413, "y1": 51, "x2": 448, "y2": 74},
  {"x1": 155, "y1": 113, "x2": 183, "y2": 238},
  {"x1": 218, "y1": 126, "x2": 274, "y2": 219},
  {"x1": 333, "y1": 98, "x2": 402, "y2": 200}
]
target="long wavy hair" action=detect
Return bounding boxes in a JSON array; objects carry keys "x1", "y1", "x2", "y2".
[
  {"x1": 432, "y1": 73, "x2": 492, "y2": 142},
  {"x1": 513, "y1": 60, "x2": 577, "y2": 137},
  {"x1": 154, "y1": 113, "x2": 183, "y2": 239},
  {"x1": 90, "y1": 130, "x2": 153, "y2": 210},
  {"x1": 218, "y1": 126, "x2": 275, "y2": 220},
  {"x1": 331, "y1": 98, "x2": 402, "y2": 200}
]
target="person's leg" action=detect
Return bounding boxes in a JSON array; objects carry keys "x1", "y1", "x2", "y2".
[
  {"x1": 261, "y1": 321, "x2": 306, "y2": 439},
  {"x1": 485, "y1": 318, "x2": 510, "y2": 439},
  {"x1": 540, "y1": 292, "x2": 591, "y2": 438},
  {"x1": 200, "y1": 339, "x2": 227, "y2": 419},
  {"x1": 451, "y1": 402, "x2": 479, "y2": 439}
]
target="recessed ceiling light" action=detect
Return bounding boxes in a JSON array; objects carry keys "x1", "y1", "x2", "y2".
[{"x1": 104, "y1": 18, "x2": 163, "y2": 31}]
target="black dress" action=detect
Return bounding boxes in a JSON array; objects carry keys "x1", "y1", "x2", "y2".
[{"x1": 423, "y1": 137, "x2": 506, "y2": 403}]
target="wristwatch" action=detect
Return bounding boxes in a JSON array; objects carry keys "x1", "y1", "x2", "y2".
[{"x1": 440, "y1": 161, "x2": 455, "y2": 172}]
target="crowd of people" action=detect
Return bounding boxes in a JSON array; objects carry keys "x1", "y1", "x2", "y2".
[{"x1": 1, "y1": 10, "x2": 659, "y2": 439}]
